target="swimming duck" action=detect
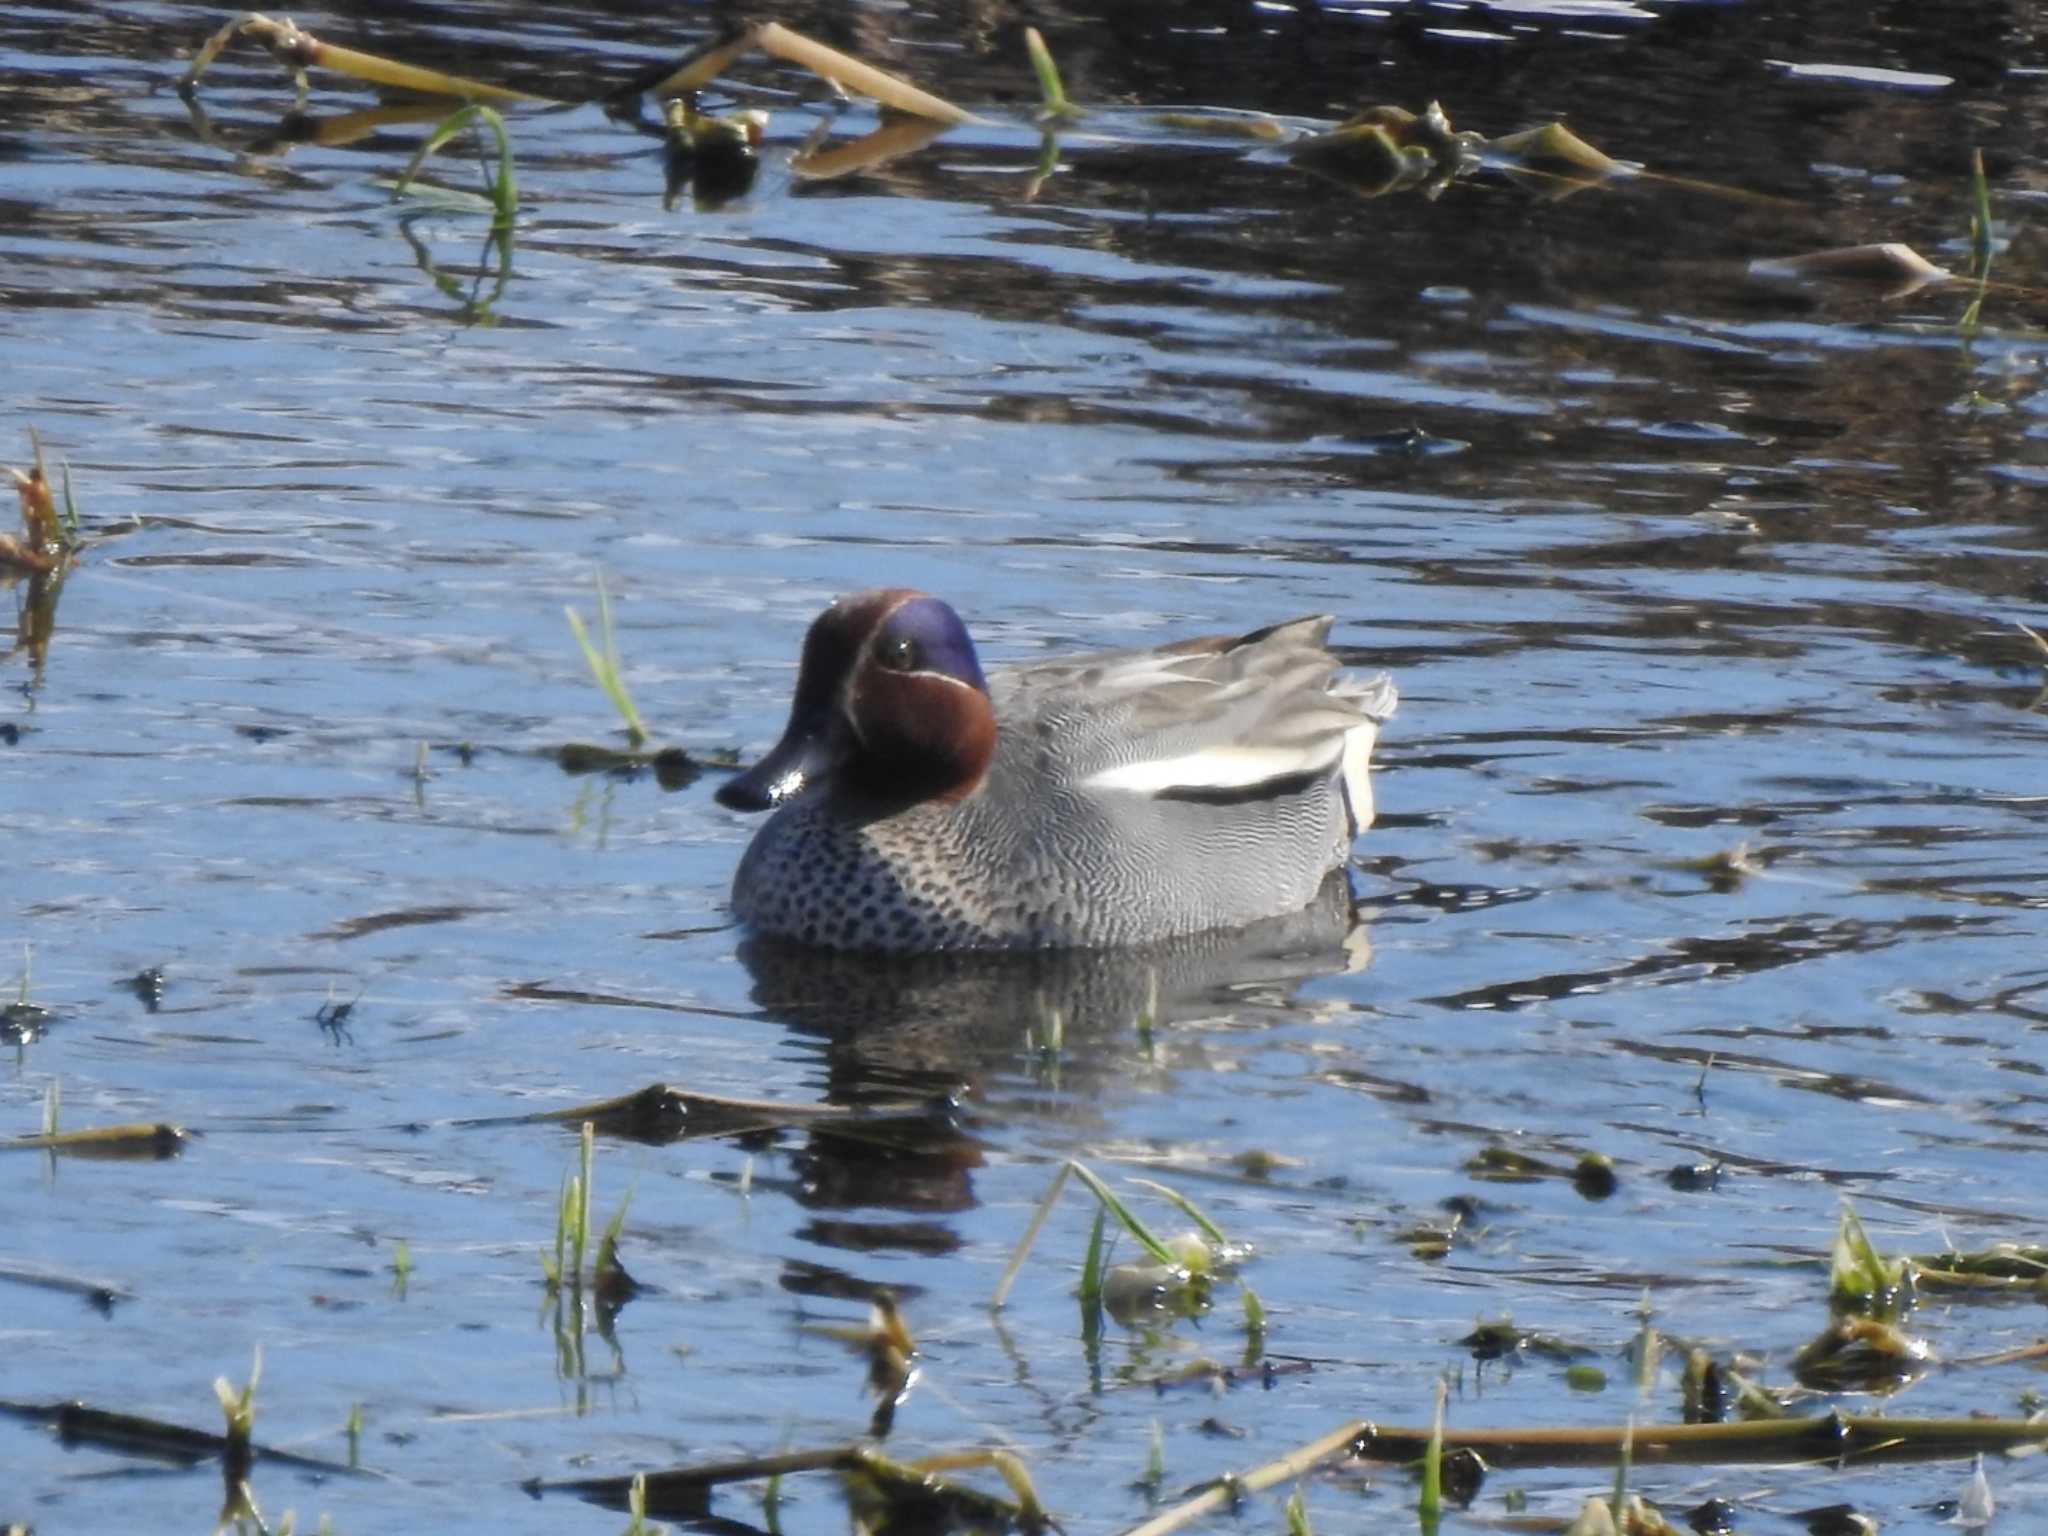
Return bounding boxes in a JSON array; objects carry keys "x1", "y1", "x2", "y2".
[{"x1": 717, "y1": 589, "x2": 1396, "y2": 952}]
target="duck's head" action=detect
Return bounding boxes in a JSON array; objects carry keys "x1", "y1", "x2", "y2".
[{"x1": 716, "y1": 588, "x2": 996, "y2": 813}]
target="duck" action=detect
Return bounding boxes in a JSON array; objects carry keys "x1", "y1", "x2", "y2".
[{"x1": 716, "y1": 589, "x2": 1396, "y2": 952}]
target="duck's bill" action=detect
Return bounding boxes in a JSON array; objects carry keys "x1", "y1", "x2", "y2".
[{"x1": 715, "y1": 729, "x2": 837, "y2": 812}]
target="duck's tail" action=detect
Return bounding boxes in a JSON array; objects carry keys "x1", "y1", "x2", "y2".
[{"x1": 1336, "y1": 672, "x2": 1398, "y2": 836}]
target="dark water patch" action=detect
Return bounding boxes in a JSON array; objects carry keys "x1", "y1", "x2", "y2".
[
  {"x1": 1424, "y1": 912, "x2": 2000, "y2": 1011},
  {"x1": 315, "y1": 905, "x2": 493, "y2": 941}
]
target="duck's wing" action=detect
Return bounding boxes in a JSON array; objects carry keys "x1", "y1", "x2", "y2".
[{"x1": 993, "y1": 617, "x2": 1397, "y2": 824}]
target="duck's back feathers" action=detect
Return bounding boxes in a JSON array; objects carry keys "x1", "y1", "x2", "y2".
[{"x1": 1000, "y1": 616, "x2": 1396, "y2": 832}]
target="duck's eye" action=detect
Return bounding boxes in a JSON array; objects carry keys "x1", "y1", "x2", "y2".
[{"x1": 876, "y1": 633, "x2": 921, "y2": 672}]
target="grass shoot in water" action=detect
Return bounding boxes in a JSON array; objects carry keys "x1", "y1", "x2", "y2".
[
  {"x1": 1142, "y1": 1418, "x2": 1164, "y2": 1499},
  {"x1": 1961, "y1": 147, "x2": 1993, "y2": 337},
  {"x1": 567, "y1": 571, "x2": 649, "y2": 750},
  {"x1": 1830, "y1": 1200, "x2": 1908, "y2": 1318},
  {"x1": 1417, "y1": 1376, "x2": 1445, "y2": 1531},
  {"x1": 1024, "y1": 28, "x2": 1077, "y2": 124},
  {"x1": 1283, "y1": 1484, "x2": 1310, "y2": 1536},
  {"x1": 393, "y1": 103, "x2": 518, "y2": 225}
]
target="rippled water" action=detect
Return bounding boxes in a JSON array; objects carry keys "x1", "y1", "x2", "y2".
[{"x1": 4, "y1": 2, "x2": 2047, "y2": 1532}]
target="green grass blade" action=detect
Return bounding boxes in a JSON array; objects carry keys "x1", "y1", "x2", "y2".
[
  {"x1": 1961, "y1": 147, "x2": 1993, "y2": 336},
  {"x1": 1065, "y1": 1160, "x2": 1178, "y2": 1269},
  {"x1": 1080, "y1": 1204, "x2": 1107, "y2": 1343},
  {"x1": 1969, "y1": 147, "x2": 1993, "y2": 275},
  {"x1": 1284, "y1": 1484, "x2": 1311, "y2": 1536},
  {"x1": 1127, "y1": 1176, "x2": 1230, "y2": 1249},
  {"x1": 1419, "y1": 1377, "x2": 1445, "y2": 1525},
  {"x1": 566, "y1": 571, "x2": 649, "y2": 749},
  {"x1": 393, "y1": 103, "x2": 517, "y2": 226},
  {"x1": 1024, "y1": 28, "x2": 1075, "y2": 122},
  {"x1": 1830, "y1": 1200, "x2": 1905, "y2": 1315},
  {"x1": 1240, "y1": 1282, "x2": 1266, "y2": 1349}
]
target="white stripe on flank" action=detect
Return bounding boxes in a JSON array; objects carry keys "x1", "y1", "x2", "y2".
[
  {"x1": 1084, "y1": 743, "x2": 1342, "y2": 795},
  {"x1": 1340, "y1": 721, "x2": 1378, "y2": 832}
]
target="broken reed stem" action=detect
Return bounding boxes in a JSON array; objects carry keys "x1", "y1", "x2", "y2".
[
  {"x1": 1113, "y1": 1413, "x2": 2048, "y2": 1536},
  {"x1": 532, "y1": 1442, "x2": 1033, "y2": 1525},
  {"x1": 1356, "y1": 1413, "x2": 2048, "y2": 1465},
  {"x1": 642, "y1": 26, "x2": 762, "y2": 99},
  {"x1": 992, "y1": 1161, "x2": 1070, "y2": 1310},
  {"x1": 181, "y1": 12, "x2": 547, "y2": 103},
  {"x1": 1120, "y1": 1421, "x2": 1368, "y2": 1536},
  {"x1": 1, "y1": 1122, "x2": 187, "y2": 1158},
  {"x1": 755, "y1": 22, "x2": 978, "y2": 123}
]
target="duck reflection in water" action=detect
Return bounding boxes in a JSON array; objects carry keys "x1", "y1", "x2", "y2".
[
  {"x1": 736, "y1": 871, "x2": 1369, "y2": 1240},
  {"x1": 739, "y1": 870, "x2": 1370, "y2": 1108}
]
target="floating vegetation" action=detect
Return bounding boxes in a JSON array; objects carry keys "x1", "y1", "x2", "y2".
[
  {"x1": 1288, "y1": 103, "x2": 1635, "y2": 202},
  {"x1": 1749, "y1": 242, "x2": 1953, "y2": 297},
  {"x1": 1103, "y1": 1199, "x2": 2048, "y2": 1535},
  {"x1": 1827, "y1": 1201, "x2": 1909, "y2": 1318},
  {"x1": 1152, "y1": 110, "x2": 1289, "y2": 142},
  {"x1": 1463, "y1": 1142, "x2": 1621, "y2": 1199},
  {"x1": 168, "y1": 6, "x2": 1808, "y2": 246},
  {"x1": 808, "y1": 1292, "x2": 920, "y2": 1437},
  {"x1": 528, "y1": 1291, "x2": 1042, "y2": 1527},
  {"x1": 180, "y1": 12, "x2": 973, "y2": 125},
  {"x1": 1459, "y1": 1318, "x2": 1594, "y2": 1365},
  {"x1": 788, "y1": 111, "x2": 952, "y2": 183},
  {"x1": 1668, "y1": 843, "x2": 1763, "y2": 893},
  {"x1": 1395, "y1": 1197, "x2": 1476, "y2": 1261},
  {"x1": 161, "y1": 4, "x2": 2032, "y2": 361},
  {"x1": 665, "y1": 22, "x2": 976, "y2": 126},
  {"x1": 1487, "y1": 121, "x2": 1622, "y2": 183},
  {"x1": 4, "y1": 431, "x2": 82, "y2": 687},
  {"x1": 1914, "y1": 1239, "x2": 2048, "y2": 1291},
  {"x1": 3, "y1": 1070, "x2": 188, "y2": 1159},
  {"x1": 1289, "y1": 102, "x2": 1479, "y2": 199},
  {"x1": 0, "y1": 1260, "x2": 132, "y2": 1314},
  {"x1": 2, "y1": 431, "x2": 77, "y2": 576},
  {"x1": 0, "y1": 1392, "x2": 367, "y2": 1478},
  {"x1": 662, "y1": 95, "x2": 765, "y2": 208},
  {"x1": 127, "y1": 965, "x2": 166, "y2": 1012},
  {"x1": 1, "y1": 1119, "x2": 188, "y2": 1160},
  {"x1": 180, "y1": 12, "x2": 545, "y2": 106},
  {"x1": 3, "y1": 943, "x2": 49, "y2": 1049},
  {"x1": 172, "y1": 5, "x2": 981, "y2": 274},
  {"x1": 1791, "y1": 1316, "x2": 1935, "y2": 1394},
  {"x1": 1115, "y1": 1410, "x2": 2048, "y2": 1536},
  {"x1": 534, "y1": 1441, "x2": 1047, "y2": 1528}
]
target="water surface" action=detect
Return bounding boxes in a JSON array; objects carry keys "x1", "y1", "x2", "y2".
[{"x1": 4, "y1": 3, "x2": 2046, "y2": 1533}]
